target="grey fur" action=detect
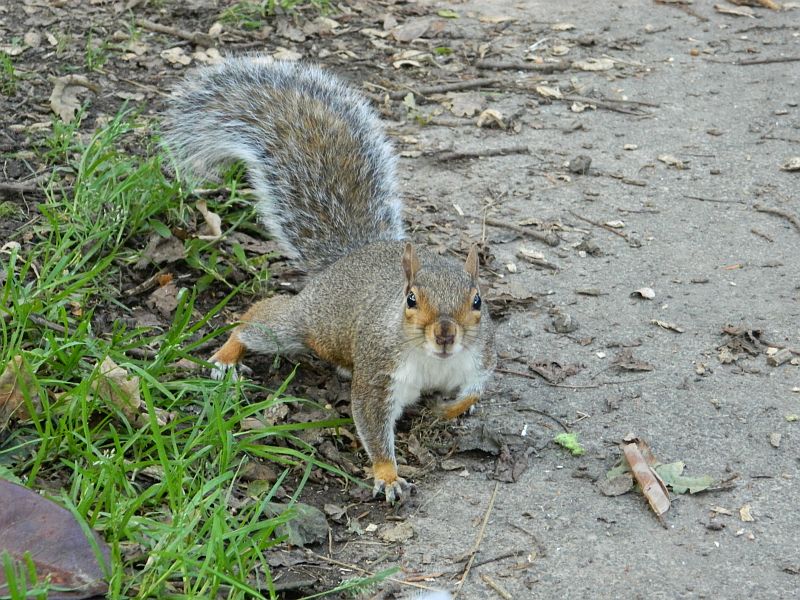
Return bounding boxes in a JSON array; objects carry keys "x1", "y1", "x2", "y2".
[{"x1": 162, "y1": 56, "x2": 404, "y2": 272}]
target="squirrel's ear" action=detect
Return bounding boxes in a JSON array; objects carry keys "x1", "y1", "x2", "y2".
[
  {"x1": 465, "y1": 244, "x2": 479, "y2": 280},
  {"x1": 402, "y1": 242, "x2": 420, "y2": 285}
]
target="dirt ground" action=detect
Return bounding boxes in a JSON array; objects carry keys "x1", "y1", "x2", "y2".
[{"x1": 2, "y1": 0, "x2": 800, "y2": 598}]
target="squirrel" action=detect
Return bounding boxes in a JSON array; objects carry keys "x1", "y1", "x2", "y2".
[{"x1": 163, "y1": 56, "x2": 496, "y2": 503}]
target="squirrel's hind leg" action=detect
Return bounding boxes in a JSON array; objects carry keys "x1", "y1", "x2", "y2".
[{"x1": 209, "y1": 295, "x2": 305, "y2": 379}]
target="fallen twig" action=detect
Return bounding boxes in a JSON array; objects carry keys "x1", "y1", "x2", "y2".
[
  {"x1": 388, "y1": 77, "x2": 500, "y2": 100},
  {"x1": 567, "y1": 210, "x2": 629, "y2": 241},
  {"x1": 433, "y1": 144, "x2": 529, "y2": 162},
  {"x1": 480, "y1": 573, "x2": 513, "y2": 600},
  {"x1": 684, "y1": 195, "x2": 745, "y2": 205},
  {"x1": 484, "y1": 217, "x2": 560, "y2": 247},
  {"x1": 453, "y1": 482, "x2": 500, "y2": 599},
  {"x1": 735, "y1": 56, "x2": 800, "y2": 66},
  {"x1": 136, "y1": 18, "x2": 214, "y2": 46},
  {"x1": 754, "y1": 204, "x2": 800, "y2": 234},
  {"x1": 475, "y1": 59, "x2": 570, "y2": 73},
  {"x1": 563, "y1": 95, "x2": 655, "y2": 116}
]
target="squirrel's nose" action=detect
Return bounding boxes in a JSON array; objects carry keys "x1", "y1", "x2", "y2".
[{"x1": 436, "y1": 332, "x2": 455, "y2": 347}]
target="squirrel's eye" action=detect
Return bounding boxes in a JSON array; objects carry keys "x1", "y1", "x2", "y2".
[
  {"x1": 406, "y1": 291, "x2": 417, "y2": 309},
  {"x1": 472, "y1": 292, "x2": 481, "y2": 310}
]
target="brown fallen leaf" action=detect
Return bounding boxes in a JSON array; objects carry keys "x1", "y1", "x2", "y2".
[
  {"x1": 714, "y1": 3, "x2": 756, "y2": 15},
  {"x1": 739, "y1": 503, "x2": 755, "y2": 522},
  {"x1": 612, "y1": 349, "x2": 655, "y2": 372},
  {"x1": 49, "y1": 74, "x2": 98, "y2": 122},
  {"x1": 727, "y1": 0, "x2": 780, "y2": 8},
  {"x1": 651, "y1": 319, "x2": 685, "y2": 333},
  {"x1": 92, "y1": 357, "x2": 172, "y2": 427},
  {"x1": 0, "y1": 480, "x2": 111, "y2": 599},
  {"x1": 528, "y1": 360, "x2": 583, "y2": 383},
  {"x1": 622, "y1": 442, "x2": 671, "y2": 517},
  {"x1": 196, "y1": 199, "x2": 223, "y2": 240},
  {"x1": 0, "y1": 355, "x2": 39, "y2": 429}
]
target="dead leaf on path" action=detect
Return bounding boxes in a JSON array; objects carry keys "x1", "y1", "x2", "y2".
[
  {"x1": 651, "y1": 319, "x2": 685, "y2": 333},
  {"x1": 379, "y1": 521, "x2": 414, "y2": 542},
  {"x1": 658, "y1": 154, "x2": 689, "y2": 169},
  {"x1": 476, "y1": 108, "x2": 506, "y2": 129},
  {"x1": 598, "y1": 471, "x2": 634, "y2": 496},
  {"x1": 135, "y1": 233, "x2": 186, "y2": 269},
  {"x1": 780, "y1": 157, "x2": 800, "y2": 172},
  {"x1": 654, "y1": 461, "x2": 714, "y2": 493},
  {"x1": 714, "y1": 3, "x2": 756, "y2": 16},
  {"x1": 49, "y1": 75, "x2": 97, "y2": 122},
  {"x1": 529, "y1": 360, "x2": 583, "y2": 383},
  {"x1": 266, "y1": 502, "x2": 329, "y2": 546},
  {"x1": 573, "y1": 57, "x2": 615, "y2": 71},
  {"x1": 622, "y1": 442, "x2": 671, "y2": 516},
  {"x1": 0, "y1": 479, "x2": 111, "y2": 599},
  {"x1": 446, "y1": 92, "x2": 484, "y2": 117},
  {"x1": 0, "y1": 356, "x2": 39, "y2": 429},
  {"x1": 718, "y1": 325, "x2": 762, "y2": 363},
  {"x1": 160, "y1": 46, "x2": 192, "y2": 66},
  {"x1": 391, "y1": 18, "x2": 430, "y2": 42},
  {"x1": 92, "y1": 357, "x2": 173, "y2": 427},
  {"x1": 491, "y1": 444, "x2": 531, "y2": 482},
  {"x1": 612, "y1": 348, "x2": 655, "y2": 372},
  {"x1": 272, "y1": 47, "x2": 303, "y2": 61},
  {"x1": 196, "y1": 200, "x2": 223, "y2": 240},
  {"x1": 631, "y1": 287, "x2": 656, "y2": 299},
  {"x1": 479, "y1": 15, "x2": 517, "y2": 24},
  {"x1": 535, "y1": 85, "x2": 563, "y2": 100},
  {"x1": 728, "y1": 0, "x2": 781, "y2": 8},
  {"x1": 739, "y1": 503, "x2": 755, "y2": 522},
  {"x1": 551, "y1": 22, "x2": 576, "y2": 31},
  {"x1": 146, "y1": 280, "x2": 181, "y2": 318}
]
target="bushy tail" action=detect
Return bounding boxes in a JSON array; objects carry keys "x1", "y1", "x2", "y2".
[{"x1": 162, "y1": 56, "x2": 404, "y2": 272}]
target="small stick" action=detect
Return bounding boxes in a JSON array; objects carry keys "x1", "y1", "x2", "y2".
[
  {"x1": 563, "y1": 95, "x2": 655, "y2": 115},
  {"x1": 453, "y1": 482, "x2": 500, "y2": 599},
  {"x1": 754, "y1": 204, "x2": 800, "y2": 234},
  {"x1": 484, "y1": 217, "x2": 560, "y2": 247},
  {"x1": 735, "y1": 56, "x2": 800, "y2": 66},
  {"x1": 388, "y1": 77, "x2": 500, "y2": 100},
  {"x1": 684, "y1": 195, "x2": 744, "y2": 205},
  {"x1": 480, "y1": 574, "x2": 513, "y2": 600},
  {"x1": 123, "y1": 270, "x2": 168, "y2": 296},
  {"x1": 433, "y1": 144, "x2": 529, "y2": 162},
  {"x1": 471, "y1": 550, "x2": 525, "y2": 569},
  {"x1": 136, "y1": 18, "x2": 214, "y2": 46},
  {"x1": 475, "y1": 59, "x2": 570, "y2": 73},
  {"x1": 27, "y1": 314, "x2": 67, "y2": 335},
  {"x1": 567, "y1": 210, "x2": 629, "y2": 240},
  {"x1": 0, "y1": 182, "x2": 41, "y2": 196},
  {"x1": 750, "y1": 228, "x2": 774, "y2": 242}
]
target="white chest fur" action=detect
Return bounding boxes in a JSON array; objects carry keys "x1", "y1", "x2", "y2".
[{"x1": 389, "y1": 347, "x2": 481, "y2": 419}]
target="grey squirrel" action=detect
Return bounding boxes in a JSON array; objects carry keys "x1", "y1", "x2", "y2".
[{"x1": 163, "y1": 56, "x2": 496, "y2": 503}]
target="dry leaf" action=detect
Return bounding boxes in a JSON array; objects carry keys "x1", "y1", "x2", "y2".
[
  {"x1": 714, "y1": 3, "x2": 756, "y2": 15},
  {"x1": 161, "y1": 46, "x2": 192, "y2": 66},
  {"x1": 631, "y1": 287, "x2": 656, "y2": 299},
  {"x1": 573, "y1": 57, "x2": 615, "y2": 71},
  {"x1": 535, "y1": 85, "x2": 563, "y2": 100},
  {"x1": 551, "y1": 22, "x2": 576, "y2": 31},
  {"x1": 273, "y1": 47, "x2": 302, "y2": 61},
  {"x1": 739, "y1": 503, "x2": 755, "y2": 522},
  {"x1": 391, "y1": 18, "x2": 430, "y2": 42},
  {"x1": 476, "y1": 108, "x2": 506, "y2": 129},
  {"x1": 446, "y1": 92, "x2": 484, "y2": 117},
  {"x1": 49, "y1": 75, "x2": 97, "y2": 122},
  {"x1": 651, "y1": 319, "x2": 685, "y2": 333},
  {"x1": 728, "y1": 0, "x2": 780, "y2": 8},
  {"x1": 0, "y1": 356, "x2": 38, "y2": 428},
  {"x1": 196, "y1": 199, "x2": 223, "y2": 240},
  {"x1": 0, "y1": 480, "x2": 111, "y2": 598},
  {"x1": 658, "y1": 154, "x2": 689, "y2": 169},
  {"x1": 92, "y1": 357, "x2": 172, "y2": 427}
]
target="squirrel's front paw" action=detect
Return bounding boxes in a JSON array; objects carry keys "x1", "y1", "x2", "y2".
[
  {"x1": 209, "y1": 360, "x2": 252, "y2": 381},
  {"x1": 373, "y1": 476, "x2": 413, "y2": 504},
  {"x1": 372, "y1": 460, "x2": 414, "y2": 504}
]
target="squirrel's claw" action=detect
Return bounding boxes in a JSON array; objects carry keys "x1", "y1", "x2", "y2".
[
  {"x1": 210, "y1": 360, "x2": 252, "y2": 381},
  {"x1": 373, "y1": 476, "x2": 414, "y2": 504}
]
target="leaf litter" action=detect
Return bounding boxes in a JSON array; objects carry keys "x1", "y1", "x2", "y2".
[{"x1": 601, "y1": 436, "x2": 720, "y2": 520}]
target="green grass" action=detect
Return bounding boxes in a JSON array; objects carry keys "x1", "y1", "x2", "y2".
[
  {"x1": 0, "y1": 52, "x2": 18, "y2": 96},
  {"x1": 0, "y1": 110, "x2": 369, "y2": 598}
]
